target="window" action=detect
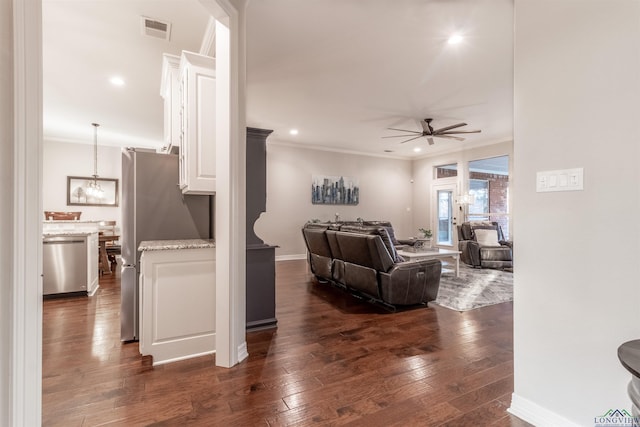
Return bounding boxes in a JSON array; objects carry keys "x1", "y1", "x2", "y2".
[
  {"x1": 435, "y1": 163, "x2": 457, "y2": 179},
  {"x1": 468, "y1": 179, "x2": 489, "y2": 220},
  {"x1": 467, "y1": 156, "x2": 510, "y2": 239}
]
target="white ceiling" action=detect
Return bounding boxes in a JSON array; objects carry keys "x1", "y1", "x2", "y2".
[
  {"x1": 42, "y1": 0, "x2": 210, "y2": 148},
  {"x1": 43, "y1": 0, "x2": 514, "y2": 159}
]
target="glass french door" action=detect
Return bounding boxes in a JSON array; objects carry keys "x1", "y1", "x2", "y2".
[{"x1": 432, "y1": 183, "x2": 459, "y2": 247}]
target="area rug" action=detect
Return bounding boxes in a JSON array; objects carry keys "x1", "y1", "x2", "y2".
[{"x1": 434, "y1": 262, "x2": 513, "y2": 312}]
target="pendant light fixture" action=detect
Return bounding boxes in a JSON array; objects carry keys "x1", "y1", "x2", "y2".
[{"x1": 85, "y1": 123, "x2": 104, "y2": 198}]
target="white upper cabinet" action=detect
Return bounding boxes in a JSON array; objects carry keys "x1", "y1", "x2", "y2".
[
  {"x1": 162, "y1": 51, "x2": 216, "y2": 195},
  {"x1": 179, "y1": 51, "x2": 216, "y2": 195}
]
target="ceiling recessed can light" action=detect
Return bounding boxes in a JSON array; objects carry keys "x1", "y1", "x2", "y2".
[
  {"x1": 413, "y1": 147, "x2": 422, "y2": 153},
  {"x1": 110, "y1": 76, "x2": 125, "y2": 86},
  {"x1": 447, "y1": 34, "x2": 463, "y2": 45},
  {"x1": 289, "y1": 129, "x2": 299, "y2": 135}
]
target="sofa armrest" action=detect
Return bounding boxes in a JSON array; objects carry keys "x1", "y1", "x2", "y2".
[
  {"x1": 396, "y1": 238, "x2": 417, "y2": 246},
  {"x1": 379, "y1": 259, "x2": 442, "y2": 305},
  {"x1": 499, "y1": 240, "x2": 513, "y2": 249}
]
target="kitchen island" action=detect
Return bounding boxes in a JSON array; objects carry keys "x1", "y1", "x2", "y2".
[{"x1": 138, "y1": 239, "x2": 216, "y2": 366}]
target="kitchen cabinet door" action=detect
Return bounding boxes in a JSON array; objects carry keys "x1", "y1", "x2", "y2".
[{"x1": 179, "y1": 51, "x2": 216, "y2": 195}]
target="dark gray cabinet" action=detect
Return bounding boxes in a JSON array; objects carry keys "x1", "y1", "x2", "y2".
[{"x1": 246, "y1": 127, "x2": 277, "y2": 331}]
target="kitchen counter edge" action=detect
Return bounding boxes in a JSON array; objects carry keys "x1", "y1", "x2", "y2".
[
  {"x1": 138, "y1": 239, "x2": 216, "y2": 252},
  {"x1": 43, "y1": 231, "x2": 97, "y2": 237}
]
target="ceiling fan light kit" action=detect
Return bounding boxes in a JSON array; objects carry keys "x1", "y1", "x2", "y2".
[{"x1": 382, "y1": 118, "x2": 481, "y2": 146}]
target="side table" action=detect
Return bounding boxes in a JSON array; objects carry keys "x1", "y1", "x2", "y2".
[{"x1": 618, "y1": 339, "x2": 640, "y2": 420}]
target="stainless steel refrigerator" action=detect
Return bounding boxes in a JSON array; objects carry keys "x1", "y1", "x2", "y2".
[{"x1": 120, "y1": 148, "x2": 213, "y2": 341}]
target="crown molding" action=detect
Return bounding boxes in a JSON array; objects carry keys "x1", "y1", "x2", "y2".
[
  {"x1": 266, "y1": 139, "x2": 412, "y2": 161},
  {"x1": 199, "y1": 16, "x2": 216, "y2": 57},
  {"x1": 266, "y1": 137, "x2": 512, "y2": 162}
]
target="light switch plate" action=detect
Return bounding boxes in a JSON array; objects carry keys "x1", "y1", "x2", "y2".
[{"x1": 536, "y1": 168, "x2": 583, "y2": 192}]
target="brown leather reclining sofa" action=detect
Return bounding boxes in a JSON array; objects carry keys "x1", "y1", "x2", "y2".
[{"x1": 302, "y1": 222, "x2": 441, "y2": 309}]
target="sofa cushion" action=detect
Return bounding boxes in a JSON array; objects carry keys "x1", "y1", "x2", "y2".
[
  {"x1": 363, "y1": 221, "x2": 400, "y2": 245},
  {"x1": 468, "y1": 221, "x2": 505, "y2": 242},
  {"x1": 309, "y1": 253, "x2": 332, "y2": 279},
  {"x1": 335, "y1": 231, "x2": 394, "y2": 273},
  {"x1": 459, "y1": 223, "x2": 473, "y2": 241},
  {"x1": 325, "y1": 230, "x2": 342, "y2": 259},
  {"x1": 344, "y1": 262, "x2": 380, "y2": 298},
  {"x1": 475, "y1": 229, "x2": 500, "y2": 247},
  {"x1": 382, "y1": 226, "x2": 399, "y2": 245},
  {"x1": 339, "y1": 225, "x2": 402, "y2": 263},
  {"x1": 302, "y1": 227, "x2": 332, "y2": 258}
]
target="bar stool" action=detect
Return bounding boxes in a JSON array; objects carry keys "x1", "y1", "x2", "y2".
[{"x1": 98, "y1": 221, "x2": 121, "y2": 274}]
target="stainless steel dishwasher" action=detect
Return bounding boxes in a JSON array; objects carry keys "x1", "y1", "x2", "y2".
[{"x1": 43, "y1": 235, "x2": 88, "y2": 295}]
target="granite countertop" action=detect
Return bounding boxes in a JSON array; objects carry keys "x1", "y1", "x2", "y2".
[
  {"x1": 43, "y1": 220, "x2": 100, "y2": 223},
  {"x1": 43, "y1": 231, "x2": 96, "y2": 237},
  {"x1": 138, "y1": 239, "x2": 216, "y2": 252}
]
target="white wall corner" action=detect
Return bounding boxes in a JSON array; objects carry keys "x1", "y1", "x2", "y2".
[
  {"x1": 237, "y1": 341, "x2": 248, "y2": 363},
  {"x1": 509, "y1": 394, "x2": 583, "y2": 427}
]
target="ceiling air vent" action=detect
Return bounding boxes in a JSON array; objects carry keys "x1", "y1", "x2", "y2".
[{"x1": 141, "y1": 16, "x2": 171, "y2": 41}]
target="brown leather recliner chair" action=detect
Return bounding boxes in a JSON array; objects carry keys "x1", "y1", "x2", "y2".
[{"x1": 457, "y1": 221, "x2": 513, "y2": 270}]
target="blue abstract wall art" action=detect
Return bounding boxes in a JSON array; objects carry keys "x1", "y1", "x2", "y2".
[{"x1": 311, "y1": 175, "x2": 359, "y2": 205}]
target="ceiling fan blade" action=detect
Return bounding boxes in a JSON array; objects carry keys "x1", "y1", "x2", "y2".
[
  {"x1": 399, "y1": 135, "x2": 425, "y2": 144},
  {"x1": 438, "y1": 130, "x2": 481, "y2": 135},
  {"x1": 435, "y1": 134, "x2": 466, "y2": 141},
  {"x1": 433, "y1": 122, "x2": 467, "y2": 133},
  {"x1": 387, "y1": 127, "x2": 422, "y2": 134},
  {"x1": 427, "y1": 137, "x2": 435, "y2": 145},
  {"x1": 382, "y1": 134, "x2": 421, "y2": 139}
]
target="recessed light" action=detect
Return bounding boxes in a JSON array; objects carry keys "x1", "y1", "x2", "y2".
[
  {"x1": 109, "y1": 76, "x2": 125, "y2": 86},
  {"x1": 289, "y1": 129, "x2": 299, "y2": 135},
  {"x1": 413, "y1": 147, "x2": 422, "y2": 153},
  {"x1": 447, "y1": 34, "x2": 463, "y2": 45},
  {"x1": 384, "y1": 149, "x2": 394, "y2": 153}
]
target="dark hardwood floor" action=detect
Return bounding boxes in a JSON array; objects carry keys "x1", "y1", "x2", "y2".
[{"x1": 42, "y1": 260, "x2": 530, "y2": 426}]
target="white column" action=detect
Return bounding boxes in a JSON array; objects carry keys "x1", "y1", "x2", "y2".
[
  {"x1": 5, "y1": 0, "x2": 44, "y2": 425},
  {"x1": 200, "y1": 0, "x2": 248, "y2": 367}
]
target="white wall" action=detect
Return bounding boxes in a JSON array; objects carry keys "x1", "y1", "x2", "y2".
[
  {"x1": 43, "y1": 140, "x2": 122, "y2": 227},
  {"x1": 511, "y1": 1, "x2": 640, "y2": 425},
  {"x1": 254, "y1": 142, "x2": 414, "y2": 258},
  {"x1": 412, "y1": 140, "x2": 513, "y2": 236}
]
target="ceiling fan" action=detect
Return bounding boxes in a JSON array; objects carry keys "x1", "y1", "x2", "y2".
[{"x1": 382, "y1": 118, "x2": 481, "y2": 145}]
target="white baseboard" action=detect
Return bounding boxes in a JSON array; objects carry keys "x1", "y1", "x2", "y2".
[
  {"x1": 276, "y1": 254, "x2": 307, "y2": 261},
  {"x1": 237, "y1": 341, "x2": 249, "y2": 363},
  {"x1": 509, "y1": 393, "x2": 582, "y2": 427},
  {"x1": 152, "y1": 349, "x2": 216, "y2": 366}
]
